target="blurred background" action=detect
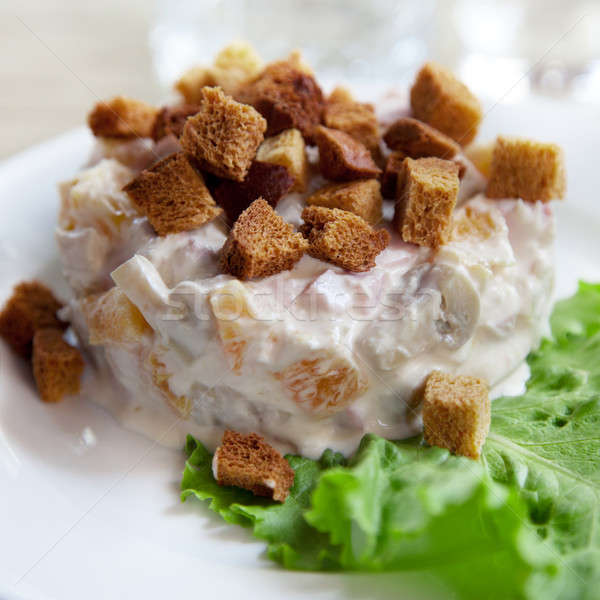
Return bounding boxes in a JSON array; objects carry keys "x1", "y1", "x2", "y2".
[{"x1": 2, "y1": 0, "x2": 599, "y2": 159}]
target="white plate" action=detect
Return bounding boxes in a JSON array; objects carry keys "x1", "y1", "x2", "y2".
[{"x1": 1, "y1": 98, "x2": 600, "y2": 600}]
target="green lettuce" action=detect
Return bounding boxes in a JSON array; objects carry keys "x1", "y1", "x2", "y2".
[{"x1": 181, "y1": 282, "x2": 600, "y2": 599}]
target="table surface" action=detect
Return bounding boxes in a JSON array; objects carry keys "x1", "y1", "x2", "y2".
[{"x1": 1, "y1": 0, "x2": 160, "y2": 160}]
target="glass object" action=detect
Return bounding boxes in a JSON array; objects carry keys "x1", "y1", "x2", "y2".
[{"x1": 150, "y1": 0, "x2": 436, "y2": 90}]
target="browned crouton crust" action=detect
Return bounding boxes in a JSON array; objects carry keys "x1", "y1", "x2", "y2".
[
  {"x1": 213, "y1": 430, "x2": 295, "y2": 502},
  {"x1": 410, "y1": 62, "x2": 482, "y2": 145},
  {"x1": 256, "y1": 128, "x2": 308, "y2": 192},
  {"x1": 381, "y1": 151, "x2": 407, "y2": 199},
  {"x1": 394, "y1": 157, "x2": 459, "y2": 248},
  {"x1": 151, "y1": 104, "x2": 200, "y2": 141},
  {"x1": 422, "y1": 370, "x2": 490, "y2": 460},
  {"x1": 307, "y1": 179, "x2": 383, "y2": 224},
  {"x1": 0, "y1": 281, "x2": 66, "y2": 358},
  {"x1": 324, "y1": 87, "x2": 380, "y2": 155},
  {"x1": 383, "y1": 117, "x2": 460, "y2": 159},
  {"x1": 180, "y1": 87, "x2": 267, "y2": 181},
  {"x1": 486, "y1": 136, "x2": 566, "y2": 203},
  {"x1": 235, "y1": 59, "x2": 325, "y2": 142},
  {"x1": 88, "y1": 96, "x2": 158, "y2": 139},
  {"x1": 301, "y1": 206, "x2": 389, "y2": 272},
  {"x1": 123, "y1": 152, "x2": 223, "y2": 236},
  {"x1": 32, "y1": 328, "x2": 84, "y2": 403},
  {"x1": 314, "y1": 126, "x2": 381, "y2": 182},
  {"x1": 213, "y1": 161, "x2": 295, "y2": 223},
  {"x1": 220, "y1": 198, "x2": 308, "y2": 280}
]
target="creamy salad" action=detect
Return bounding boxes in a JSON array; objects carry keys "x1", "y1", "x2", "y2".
[{"x1": 57, "y1": 147, "x2": 554, "y2": 458}]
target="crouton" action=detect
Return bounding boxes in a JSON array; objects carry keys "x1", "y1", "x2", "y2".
[
  {"x1": 394, "y1": 157, "x2": 459, "y2": 248},
  {"x1": 123, "y1": 152, "x2": 223, "y2": 236},
  {"x1": 486, "y1": 136, "x2": 566, "y2": 203},
  {"x1": 211, "y1": 41, "x2": 264, "y2": 95},
  {"x1": 32, "y1": 328, "x2": 85, "y2": 403},
  {"x1": 256, "y1": 128, "x2": 308, "y2": 192},
  {"x1": 307, "y1": 179, "x2": 383, "y2": 224},
  {"x1": 88, "y1": 96, "x2": 158, "y2": 139},
  {"x1": 422, "y1": 370, "x2": 490, "y2": 460},
  {"x1": 220, "y1": 198, "x2": 308, "y2": 280},
  {"x1": 213, "y1": 430, "x2": 295, "y2": 502},
  {"x1": 314, "y1": 126, "x2": 381, "y2": 182},
  {"x1": 82, "y1": 287, "x2": 151, "y2": 345},
  {"x1": 235, "y1": 58, "x2": 325, "y2": 141},
  {"x1": 465, "y1": 142, "x2": 494, "y2": 178},
  {"x1": 212, "y1": 161, "x2": 295, "y2": 223},
  {"x1": 301, "y1": 206, "x2": 389, "y2": 272},
  {"x1": 180, "y1": 87, "x2": 266, "y2": 181},
  {"x1": 151, "y1": 104, "x2": 199, "y2": 141},
  {"x1": 383, "y1": 117, "x2": 460, "y2": 159},
  {"x1": 0, "y1": 281, "x2": 66, "y2": 358},
  {"x1": 175, "y1": 66, "x2": 217, "y2": 104},
  {"x1": 381, "y1": 151, "x2": 407, "y2": 198},
  {"x1": 324, "y1": 87, "x2": 380, "y2": 155},
  {"x1": 410, "y1": 62, "x2": 482, "y2": 145}
]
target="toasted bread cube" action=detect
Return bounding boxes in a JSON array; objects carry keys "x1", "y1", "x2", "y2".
[
  {"x1": 123, "y1": 152, "x2": 223, "y2": 236},
  {"x1": 88, "y1": 96, "x2": 158, "y2": 139},
  {"x1": 175, "y1": 66, "x2": 217, "y2": 104},
  {"x1": 256, "y1": 129, "x2": 308, "y2": 192},
  {"x1": 32, "y1": 329, "x2": 84, "y2": 403},
  {"x1": 213, "y1": 161, "x2": 295, "y2": 223},
  {"x1": 301, "y1": 206, "x2": 389, "y2": 272},
  {"x1": 383, "y1": 117, "x2": 460, "y2": 159},
  {"x1": 220, "y1": 198, "x2": 308, "y2": 280},
  {"x1": 213, "y1": 430, "x2": 295, "y2": 502},
  {"x1": 151, "y1": 104, "x2": 200, "y2": 141},
  {"x1": 314, "y1": 126, "x2": 381, "y2": 182},
  {"x1": 394, "y1": 157, "x2": 459, "y2": 248},
  {"x1": 324, "y1": 87, "x2": 380, "y2": 155},
  {"x1": 236, "y1": 58, "x2": 324, "y2": 141},
  {"x1": 410, "y1": 62, "x2": 482, "y2": 145},
  {"x1": 180, "y1": 87, "x2": 266, "y2": 181},
  {"x1": 422, "y1": 371, "x2": 490, "y2": 459},
  {"x1": 381, "y1": 151, "x2": 407, "y2": 198},
  {"x1": 0, "y1": 281, "x2": 66, "y2": 358},
  {"x1": 211, "y1": 41, "x2": 264, "y2": 95},
  {"x1": 486, "y1": 136, "x2": 566, "y2": 203},
  {"x1": 82, "y1": 287, "x2": 151, "y2": 345},
  {"x1": 307, "y1": 179, "x2": 382, "y2": 224}
]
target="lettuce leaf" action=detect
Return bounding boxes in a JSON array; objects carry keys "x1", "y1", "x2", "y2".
[{"x1": 181, "y1": 282, "x2": 600, "y2": 599}]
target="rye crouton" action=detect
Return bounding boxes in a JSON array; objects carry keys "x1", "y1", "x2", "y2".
[
  {"x1": 314, "y1": 126, "x2": 381, "y2": 182},
  {"x1": 324, "y1": 87, "x2": 380, "y2": 155},
  {"x1": 256, "y1": 128, "x2": 308, "y2": 192},
  {"x1": 151, "y1": 104, "x2": 200, "y2": 141},
  {"x1": 236, "y1": 58, "x2": 325, "y2": 141},
  {"x1": 123, "y1": 152, "x2": 223, "y2": 236},
  {"x1": 410, "y1": 62, "x2": 482, "y2": 145},
  {"x1": 0, "y1": 281, "x2": 66, "y2": 358},
  {"x1": 211, "y1": 41, "x2": 264, "y2": 95},
  {"x1": 220, "y1": 198, "x2": 308, "y2": 280},
  {"x1": 307, "y1": 179, "x2": 383, "y2": 224},
  {"x1": 486, "y1": 136, "x2": 566, "y2": 203},
  {"x1": 394, "y1": 157, "x2": 459, "y2": 248},
  {"x1": 88, "y1": 96, "x2": 158, "y2": 139},
  {"x1": 381, "y1": 151, "x2": 407, "y2": 198},
  {"x1": 301, "y1": 206, "x2": 389, "y2": 272},
  {"x1": 180, "y1": 87, "x2": 267, "y2": 181},
  {"x1": 32, "y1": 328, "x2": 84, "y2": 403},
  {"x1": 213, "y1": 161, "x2": 295, "y2": 223},
  {"x1": 422, "y1": 371, "x2": 490, "y2": 460},
  {"x1": 383, "y1": 117, "x2": 460, "y2": 159},
  {"x1": 213, "y1": 430, "x2": 295, "y2": 502}
]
